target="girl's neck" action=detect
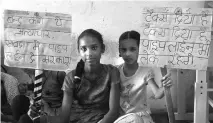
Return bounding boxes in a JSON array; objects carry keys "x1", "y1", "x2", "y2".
[
  {"x1": 84, "y1": 63, "x2": 102, "y2": 74},
  {"x1": 123, "y1": 62, "x2": 138, "y2": 77},
  {"x1": 124, "y1": 62, "x2": 138, "y2": 70}
]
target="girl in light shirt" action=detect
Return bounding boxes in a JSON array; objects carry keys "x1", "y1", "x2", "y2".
[{"x1": 115, "y1": 30, "x2": 173, "y2": 123}]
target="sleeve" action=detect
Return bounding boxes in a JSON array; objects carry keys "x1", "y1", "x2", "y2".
[
  {"x1": 110, "y1": 66, "x2": 121, "y2": 85},
  {"x1": 1, "y1": 72, "x2": 20, "y2": 105},
  {"x1": 61, "y1": 71, "x2": 75, "y2": 92},
  {"x1": 144, "y1": 68, "x2": 155, "y2": 82}
]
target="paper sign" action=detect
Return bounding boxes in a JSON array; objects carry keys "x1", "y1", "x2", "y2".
[
  {"x1": 4, "y1": 10, "x2": 75, "y2": 71},
  {"x1": 139, "y1": 7, "x2": 213, "y2": 70}
]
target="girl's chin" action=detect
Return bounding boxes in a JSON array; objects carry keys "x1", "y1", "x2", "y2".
[
  {"x1": 125, "y1": 61, "x2": 137, "y2": 65},
  {"x1": 85, "y1": 62, "x2": 98, "y2": 66}
]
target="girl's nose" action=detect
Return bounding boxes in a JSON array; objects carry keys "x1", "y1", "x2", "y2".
[
  {"x1": 125, "y1": 51, "x2": 131, "y2": 56},
  {"x1": 85, "y1": 48, "x2": 92, "y2": 56}
]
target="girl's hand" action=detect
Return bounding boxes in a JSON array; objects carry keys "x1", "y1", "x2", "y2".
[
  {"x1": 161, "y1": 73, "x2": 172, "y2": 88},
  {"x1": 18, "y1": 83, "x2": 28, "y2": 95},
  {"x1": 27, "y1": 102, "x2": 41, "y2": 121}
]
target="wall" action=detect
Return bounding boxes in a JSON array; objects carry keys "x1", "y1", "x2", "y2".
[{"x1": 1, "y1": 0, "x2": 212, "y2": 112}]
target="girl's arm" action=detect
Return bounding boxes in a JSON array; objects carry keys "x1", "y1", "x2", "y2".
[
  {"x1": 148, "y1": 73, "x2": 172, "y2": 99},
  {"x1": 41, "y1": 90, "x2": 73, "y2": 123},
  {"x1": 100, "y1": 83, "x2": 120, "y2": 123}
]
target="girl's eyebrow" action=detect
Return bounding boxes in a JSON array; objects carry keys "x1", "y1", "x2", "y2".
[
  {"x1": 90, "y1": 44, "x2": 98, "y2": 46},
  {"x1": 79, "y1": 44, "x2": 98, "y2": 47},
  {"x1": 130, "y1": 46, "x2": 137, "y2": 48}
]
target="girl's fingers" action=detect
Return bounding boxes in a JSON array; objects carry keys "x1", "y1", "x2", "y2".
[
  {"x1": 162, "y1": 80, "x2": 173, "y2": 87},
  {"x1": 164, "y1": 79, "x2": 172, "y2": 84},
  {"x1": 162, "y1": 73, "x2": 171, "y2": 80},
  {"x1": 146, "y1": 110, "x2": 151, "y2": 115},
  {"x1": 29, "y1": 104, "x2": 40, "y2": 114},
  {"x1": 164, "y1": 77, "x2": 170, "y2": 82},
  {"x1": 137, "y1": 111, "x2": 149, "y2": 116},
  {"x1": 30, "y1": 107, "x2": 39, "y2": 114},
  {"x1": 163, "y1": 82, "x2": 172, "y2": 87},
  {"x1": 166, "y1": 83, "x2": 172, "y2": 87},
  {"x1": 161, "y1": 73, "x2": 173, "y2": 87},
  {"x1": 28, "y1": 108, "x2": 39, "y2": 118},
  {"x1": 162, "y1": 77, "x2": 170, "y2": 85},
  {"x1": 161, "y1": 74, "x2": 171, "y2": 83}
]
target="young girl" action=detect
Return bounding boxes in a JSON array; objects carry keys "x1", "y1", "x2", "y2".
[
  {"x1": 28, "y1": 29, "x2": 121, "y2": 123},
  {"x1": 114, "y1": 31, "x2": 173, "y2": 123}
]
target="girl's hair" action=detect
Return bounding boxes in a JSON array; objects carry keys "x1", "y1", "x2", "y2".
[
  {"x1": 77, "y1": 29, "x2": 105, "y2": 51},
  {"x1": 119, "y1": 30, "x2": 140, "y2": 46}
]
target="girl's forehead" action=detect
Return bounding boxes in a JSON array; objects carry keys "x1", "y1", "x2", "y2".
[
  {"x1": 79, "y1": 36, "x2": 100, "y2": 46},
  {"x1": 119, "y1": 39, "x2": 138, "y2": 47}
]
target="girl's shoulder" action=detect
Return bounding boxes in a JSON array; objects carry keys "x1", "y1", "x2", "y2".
[
  {"x1": 67, "y1": 69, "x2": 75, "y2": 75},
  {"x1": 65, "y1": 70, "x2": 76, "y2": 80},
  {"x1": 102, "y1": 64, "x2": 120, "y2": 84},
  {"x1": 103, "y1": 64, "x2": 120, "y2": 72},
  {"x1": 137, "y1": 66, "x2": 155, "y2": 79},
  {"x1": 102, "y1": 64, "x2": 120, "y2": 78},
  {"x1": 138, "y1": 66, "x2": 154, "y2": 73},
  {"x1": 114, "y1": 64, "x2": 124, "y2": 71}
]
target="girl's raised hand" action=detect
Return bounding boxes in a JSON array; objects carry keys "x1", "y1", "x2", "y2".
[{"x1": 161, "y1": 73, "x2": 172, "y2": 88}]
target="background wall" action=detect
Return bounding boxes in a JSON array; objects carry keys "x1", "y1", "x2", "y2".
[{"x1": 1, "y1": 0, "x2": 212, "y2": 112}]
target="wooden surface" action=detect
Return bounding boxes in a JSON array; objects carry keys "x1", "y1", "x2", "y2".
[{"x1": 160, "y1": 66, "x2": 176, "y2": 123}]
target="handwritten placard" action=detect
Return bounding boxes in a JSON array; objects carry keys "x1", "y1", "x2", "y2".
[
  {"x1": 139, "y1": 7, "x2": 212, "y2": 70},
  {"x1": 4, "y1": 10, "x2": 75, "y2": 71}
]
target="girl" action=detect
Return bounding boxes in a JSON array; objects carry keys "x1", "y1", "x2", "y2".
[
  {"x1": 28, "y1": 29, "x2": 121, "y2": 123},
  {"x1": 115, "y1": 31, "x2": 173, "y2": 123}
]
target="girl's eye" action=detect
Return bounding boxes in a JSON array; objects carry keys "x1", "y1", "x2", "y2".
[
  {"x1": 130, "y1": 48, "x2": 136, "y2": 52},
  {"x1": 120, "y1": 48, "x2": 126, "y2": 52},
  {"x1": 80, "y1": 47, "x2": 87, "y2": 52},
  {"x1": 92, "y1": 46, "x2": 98, "y2": 50}
]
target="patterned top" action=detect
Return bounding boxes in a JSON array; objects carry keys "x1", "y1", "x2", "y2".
[
  {"x1": 118, "y1": 64, "x2": 154, "y2": 115},
  {"x1": 62, "y1": 64, "x2": 120, "y2": 123},
  {"x1": 1, "y1": 72, "x2": 20, "y2": 105}
]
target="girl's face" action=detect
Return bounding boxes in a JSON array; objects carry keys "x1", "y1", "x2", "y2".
[
  {"x1": 119, "y1": 39, "x2": 139, "y2": 65},
  {"x1": 79, "y1": 36, "x2": 103, "y2": 66}
]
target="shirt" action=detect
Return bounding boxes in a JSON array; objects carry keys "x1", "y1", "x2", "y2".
[
  {"x1": 118, "y1": 64, "x2": 154, "y2": 115},
  {"x1": 62, "y1": 64, "x2": 120, "y2": 123}
]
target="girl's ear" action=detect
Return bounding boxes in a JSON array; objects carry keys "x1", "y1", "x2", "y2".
[
  {"x1": 101, "y1": 44, "x2": 105, "y2": 53},
  {"x1": 118, "y1": 48, "x2": 121, "y2": 57}
]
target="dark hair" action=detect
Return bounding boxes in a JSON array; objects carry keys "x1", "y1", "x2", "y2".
[
  {"x1": 119, "y1": 30, "x2": 140, "y2": 46},
  {"x1": 77, "y1": 29, "x2": 105, "y2": 51}
]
